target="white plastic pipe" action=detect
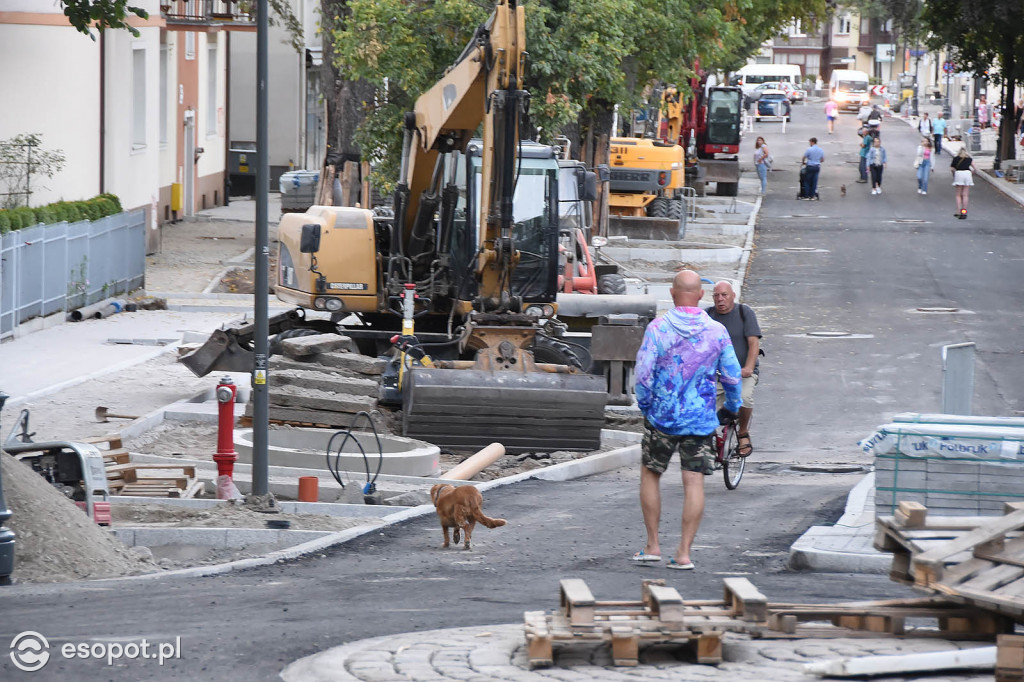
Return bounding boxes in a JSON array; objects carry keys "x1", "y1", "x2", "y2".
[{"x1": 443, "y1": 442, "x2": 505, "y2": 481}]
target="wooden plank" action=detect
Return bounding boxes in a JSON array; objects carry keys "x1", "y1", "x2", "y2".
[
  {"x1": 610, "y1": 626, "x2": 638, "y2": 666},
  {"x1": 723, "y1": 577, "x2": 768, "y2": 622},
  {"x1": 82, "y1": 435, "x2": 124, "y2": 449},
  {"x1": 695, "y1": 632, "x2": 722, "y2": 664},
  {"x1": 646, "y1": 584, "x2": 684, "y2": 626},
  {"x1": 914, "y1": 508, "x2": 1024, "y2": 586},
  {"x1": 560, "y1": 579, "x2": 595, "y2": 627},
  {"x1": 958, "y1": 564, "x2": 1024, "y2": 593},
  {"x1": 895, "y1": 501, "x2": 928, "y2": 528},
  {"x1": 106, "y1": 464, "x2": 196, "y2": 476}
]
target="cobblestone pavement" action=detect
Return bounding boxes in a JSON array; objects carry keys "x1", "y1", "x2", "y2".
[{"x1": 281, "y1": 623, "x2": 993, "y2": 682}]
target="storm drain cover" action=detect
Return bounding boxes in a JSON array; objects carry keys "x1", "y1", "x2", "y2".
[
  {"x1": 891, "y1": 219, "x2": 927, "y2": 223},
  {"x1": 917, "y1": 306, "x2": 959, "y2": 313},
  {"x1": 908, "y1": 307, "x2": 974, "y2": 315},
  {"x1": 787, "y1": 331, "x2": 875, "y2": 340}
]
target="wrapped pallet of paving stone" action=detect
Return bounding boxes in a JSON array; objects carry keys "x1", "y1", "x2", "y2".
[{"x1": 860, "y1": 420, "x2": 1024, "y2": 517}]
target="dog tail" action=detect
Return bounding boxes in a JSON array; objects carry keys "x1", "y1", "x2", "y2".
[{"x1": 474, "y1": 511, "x2": 506, "y2": 529}]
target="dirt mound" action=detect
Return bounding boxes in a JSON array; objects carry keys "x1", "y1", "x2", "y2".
[{"x1": 1, "y1": 453, "x2": 156, "y2": 583}]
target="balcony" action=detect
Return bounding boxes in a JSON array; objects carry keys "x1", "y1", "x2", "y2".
[{"x1": 160, "y1": 0, "x2": 255, "y2": 27}]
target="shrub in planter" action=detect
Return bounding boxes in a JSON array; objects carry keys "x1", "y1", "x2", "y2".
[
  {"x1": 34, "y1": 206, "x2": 57, "y2": 225},
  {"x1": 13, "y1": 207, "x2": 37, "y2": 228},
  {"x1": 99, "y1": 193, "x2": 122, "y2": 213},
  {"x1": 0, "y1": 211, "x2": 10, "y2": 234}
]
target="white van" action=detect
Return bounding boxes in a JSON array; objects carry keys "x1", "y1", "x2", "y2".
[
  {"x1": 735, "y1": 64, "x2": 803, "y2": 97},
  {"x1": 829, "y1": 69, "x2": 871, "y2": 111}
]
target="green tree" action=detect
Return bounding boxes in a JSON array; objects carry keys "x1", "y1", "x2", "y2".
[
  {"x1": 0, "y1": 134, "x2": 67, "y2": 209},
  {"x1": 910, "y1": 0, "x2": 1023, "y2": 163},
  {"x1": 328, "y1": 0, "x2": 829, "y2": 188}
]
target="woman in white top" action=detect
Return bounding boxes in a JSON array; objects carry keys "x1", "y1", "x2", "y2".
[{"x1": 753, "y1": 137, "x2": 770, "y2": 195}]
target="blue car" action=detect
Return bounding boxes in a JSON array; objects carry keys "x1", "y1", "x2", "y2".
[{"x1": 755, "y1": 90, "x2": 792, "y2": 121}]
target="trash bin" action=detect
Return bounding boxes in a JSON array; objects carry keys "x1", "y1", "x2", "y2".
[
  {"x1": 229, "y1": 144, "x2": 258, "y2": 197},
  {"x1": 967, "y1": 127, "x2": 982, "y2": 152},
  {"x1": 279, "y1": 170, "x2": 320, "y2": 214}
]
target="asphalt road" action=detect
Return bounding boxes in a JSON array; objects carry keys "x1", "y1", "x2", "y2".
[{"x1": 3, "y1": 101, "x2": 1023, "y2": 681}]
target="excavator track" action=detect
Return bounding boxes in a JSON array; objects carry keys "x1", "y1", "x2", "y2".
[{"x1": 402, "y1": 367, "x2": 607, "y2": 453}]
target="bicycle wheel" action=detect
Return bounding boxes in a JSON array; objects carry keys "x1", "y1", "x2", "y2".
[{"x1": 721, "y1": 425, "x2": 745, "y2": 489}]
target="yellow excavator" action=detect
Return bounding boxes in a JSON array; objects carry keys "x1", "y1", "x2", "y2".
[{"x1": 182, "y1": 0, "x2": 607, "y2": 452}]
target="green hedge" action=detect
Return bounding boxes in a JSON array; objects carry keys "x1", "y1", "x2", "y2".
[{"x1": 0, "y1": 194, "x2": 123, "y2": 235}]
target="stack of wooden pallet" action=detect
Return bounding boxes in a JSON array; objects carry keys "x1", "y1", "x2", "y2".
[
  {"x1": 876, "y1": 500, "x2": 1024, "y2": 621},
  {"x1": 83, "y1": 434, "x2": 204, "y2": 498},
  {"x1": 523, "y1": 576, "x2": 1011, "y2": 669},
  {"x1": 523, "y1": 577, "x2": 766, "y2": 668}
]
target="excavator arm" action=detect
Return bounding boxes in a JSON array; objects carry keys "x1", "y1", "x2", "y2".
[{"x1": 394, "y1": 0, "x2": 528, "y2": 314}]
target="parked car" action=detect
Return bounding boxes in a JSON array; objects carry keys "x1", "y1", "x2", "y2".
[
  {"x1": 755, "y1": 90, "x2": 792, "y2": 121},
  {"x1": 754, "y1": 81, "x2": 804, "y2": 103}
]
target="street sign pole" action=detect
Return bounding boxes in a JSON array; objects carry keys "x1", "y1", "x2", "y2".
[{"x1": 248, "y1": 0, "x2": 275, "y2": 512}]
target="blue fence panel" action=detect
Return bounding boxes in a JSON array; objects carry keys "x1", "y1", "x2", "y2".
[
  {"x1": 16, "y1": 224, "x2": 45, "y2": 325},
  {"x1": 65, "y1": 221, "x2": 92, "y2": 312},
  {"x1": 42, "y1": 221, "x2": 68, "y2": 317},
  {"x1": 0, "y1": 210, "x2": 146, "y2": 341}
]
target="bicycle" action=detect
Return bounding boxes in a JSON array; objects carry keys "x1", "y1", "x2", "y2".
[{"x1": 713, "y1": 416, "x2": 746, "y2": 490}]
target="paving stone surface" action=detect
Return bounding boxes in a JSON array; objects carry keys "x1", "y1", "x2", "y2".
[{"x1": 281, "y1": 623, "x2": 994, "y2": 681}]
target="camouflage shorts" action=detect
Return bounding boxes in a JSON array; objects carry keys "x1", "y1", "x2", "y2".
[{"x1": 641, "y1": 420, "x2": 716, "y2": 475}]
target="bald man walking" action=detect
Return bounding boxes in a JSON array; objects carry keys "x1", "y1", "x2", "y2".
[{"x1": 632, "y1": 270, "x2": 742, "y2": 570}]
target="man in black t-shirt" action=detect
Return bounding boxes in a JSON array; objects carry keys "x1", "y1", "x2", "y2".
[{"x1": 706, "y1": 281, "x2": 762, "y2": 457}]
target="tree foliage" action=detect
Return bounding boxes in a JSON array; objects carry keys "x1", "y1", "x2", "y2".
[
  {"x1": 60, "y1": 0, "x2": 149, "y2": 38},
  {"x1": 0, "y1": 134, "x2": 67, "y2": 210},
  {"x1": 328, "y1": 0, "x2": 828, "y2": 185}
]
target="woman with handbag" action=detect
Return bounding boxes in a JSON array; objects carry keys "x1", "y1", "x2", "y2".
[
  {"x1": 915, "y1": 138, "x2": 932, "y2": 195},
  {"x1": 753, "y1": 137, "x2": 771, "y2": 195}
]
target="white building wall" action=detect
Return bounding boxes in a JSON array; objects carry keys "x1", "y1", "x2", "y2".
[
  {"x1": 198, "y1": 33, "x2": 227, "y2": 180},
  {"x1": 0, "y1": 25, "x2": 100, "y2": 206},
  {"x1": 102, "y1": 27, "x2": 163, "y2": 216},
  {"x1": 160, "y1": 36, "x2": 180, "y2": 193}
]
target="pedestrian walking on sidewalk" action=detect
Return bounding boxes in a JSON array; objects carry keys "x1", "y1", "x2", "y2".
[
  {"x1": 857, "y1": 127, "x2": 870, "y2": 183},
  {"x1": 977, "y1": 95, "x2": 990, "y2": 129},
  {"x1": 824, "y1": 100, "x2": 838, "y2": 134},
  {"x1": 914, "y1": 138, "x2": 933, "y2": 194},
  {"x1": 932, "y1": 112, "x2": 947, "y2": 154},
  {"x1": 800, "y1": 138, "x2": 824, "y2": 200},
  {"x1": 632, "y1": 270, "x2": 742, "y2": 571},
  {"x1": 867, "y1": 137, "x2": 887, "y2": 194},
  {"x1": 917, "y1": 112, "x2": 933, "y2": 139},
  {"x1": 753, "y1": 137, "x2": 771, "y2": 195},
  {"x1": 950, "y1": 147, "x2": 976, "y2": 218}
]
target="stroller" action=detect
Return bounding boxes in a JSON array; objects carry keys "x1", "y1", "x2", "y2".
[{"x1": 797, "y1": 163, "x2": 809, "y2": 200}]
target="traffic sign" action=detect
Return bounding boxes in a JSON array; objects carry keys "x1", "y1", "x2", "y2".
[{"x1": 943, "y1": 61, "x2": 956, "y2": 74}]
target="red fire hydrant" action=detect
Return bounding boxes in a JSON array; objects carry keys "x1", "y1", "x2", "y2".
[{"x1": 213, "y1": 376, "x2": 238, "y2": 498}]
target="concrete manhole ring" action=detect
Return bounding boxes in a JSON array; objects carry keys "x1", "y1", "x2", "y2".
[
  {"x1": 916, "y1": 306, "x2": 960, "y2": 313},
  {"x1": 807, "y1": 331, "x2": 852, "y2": 338}
]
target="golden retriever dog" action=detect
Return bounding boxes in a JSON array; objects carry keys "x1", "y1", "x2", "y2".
[{"x1": 429, "y1": 484, "x2": 506, "y2": 549}]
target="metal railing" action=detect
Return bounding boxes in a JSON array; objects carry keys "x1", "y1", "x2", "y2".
[
  {"x1": 161, "y1": 0, "x2": 254, "y2": 24},
  {"x1": 0, "y1": 210, "x2": 145, "y2": 340}
]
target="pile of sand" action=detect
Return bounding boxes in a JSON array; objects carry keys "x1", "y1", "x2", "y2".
[{"x1": 1, "y1": 453, "x2": 156, "y2": 583}]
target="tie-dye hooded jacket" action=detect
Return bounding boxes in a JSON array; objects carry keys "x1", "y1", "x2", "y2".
[{"x1": 635, "y1": 306, "x2": 743, "y2": 436}]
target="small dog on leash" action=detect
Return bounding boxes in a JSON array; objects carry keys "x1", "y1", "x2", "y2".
[
  {"x1": 840, "y1": 184, "x2": 847, "y2": 197},
  {"x1": 430, "y1": 484, "x2": 506, "y2": 549}
]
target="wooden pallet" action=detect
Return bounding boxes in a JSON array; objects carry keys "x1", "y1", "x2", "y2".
[
  {"x1": 524, "y1": 578, "x2": 766, "y2": 668},
  {"x1": 84, "y1": 433, "x2": 204, "y2": 498},
  {"x1": 876, "y1": 500, "x2": 1024, "y2": 624}
]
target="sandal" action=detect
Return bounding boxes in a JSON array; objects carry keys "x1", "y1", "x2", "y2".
[{"x1": 737, "y1": 433, "x2": 753, "y2": 458}]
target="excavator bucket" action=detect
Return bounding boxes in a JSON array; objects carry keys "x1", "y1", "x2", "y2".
[{"x1": 402, "y1": 368, "x2": 608, "y2": 453}]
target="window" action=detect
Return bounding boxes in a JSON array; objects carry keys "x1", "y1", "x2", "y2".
[
  {"x1": 806, "y1": 54, "x2": 820, "y2": 72},
  {"x1": 185, "y1": 32, "x2": 195, "y2": 60},
  {"x1": 787, "y1": 19, "x2": 804, "y2": 37},
  {"x1": 837, "y1": 15, "x2": 851, "y2": 34},
  {"x1": 132, "y1": 46, "x2": 146, "y2": 149},
  {"x1": 206, "y1": 42, "x2": 218, "y2": 136},
  {"x1": 159, "y1": 45, "x2": 168, "y2": 145}
]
